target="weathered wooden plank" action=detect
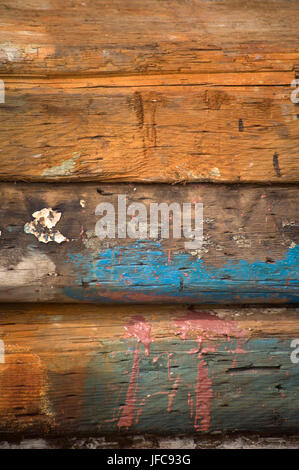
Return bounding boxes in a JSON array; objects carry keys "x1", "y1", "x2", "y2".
[
  {"x1": 0, "y1": 183, "x2": 297, "y2": 303},
  {"x1": 0, "y1": 0, "x2": 298, "y2": 76},
  {"x1": 0, "y1": 304, "x2": 298, "y2": 436},
  {"x1": 0, "y1": 75, "x2": 298, "y2": 182}
]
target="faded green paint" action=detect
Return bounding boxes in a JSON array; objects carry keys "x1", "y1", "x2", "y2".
[
  {"x1": 44, "y1": 337, "x2": 299, "y2": 435},
  {"x1": 42, "y1": 153, "x2": 81, "y2": 177}
]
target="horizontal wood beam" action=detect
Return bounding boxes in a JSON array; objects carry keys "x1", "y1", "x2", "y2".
[
  {"x1": 0, "y1": 0, "x2": 298, "y2": 76},
  {"x1": 0, "y1": 75, "x2": 298, "y2": 183},
  {"x1": 0, "y1": 304, "x2": 298, "y2": 436},
  {"x1": 0, "y1": 183, "x2": 297, "y2": 303}
]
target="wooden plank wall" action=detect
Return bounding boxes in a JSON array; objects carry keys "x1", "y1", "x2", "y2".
[
  {"x1": 0, "y1": 74, "x2": 298, "y2": 183},
  {"x1": 0, "y1": 0, "x2": 298, "y2": 437},
  {"x1": 0, "y1": 304, "x2": 299, "y2": 436},
  {"x1": 0, "y1": 183, "x2": 297, "y2": 303}
]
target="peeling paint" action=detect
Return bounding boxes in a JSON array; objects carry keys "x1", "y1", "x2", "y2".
[
  {"x1": 209, "y1": 167, "x2": 221, "y2": 178},
  {"x1": 24, "y1": 208, "x2": 68, "y2": 244},
  {"x1": 233, "y1": 229, "x2": 251, "y2": 248},
  {"x1": 42, "y1": 153, "x2": 81, "y2": 177}
]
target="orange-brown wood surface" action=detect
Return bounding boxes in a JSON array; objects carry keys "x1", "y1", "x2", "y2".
[
  {"x1": 0, "y1": 304, "x2": 298, "y2": 436},
  {"x1": 0, "y1": 0, "x2": 298, "y2": 183},
  {"x1": 0, "y1": 0, "x2": 298, "y2": 77},
  {"x1": 0, "y1": 73, "x2": 298, "y2": 182},
  {"x1": 0, "y1": 0, "x2": 298, "y2": 439}
]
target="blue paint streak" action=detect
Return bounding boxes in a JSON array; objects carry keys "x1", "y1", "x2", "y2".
[{"x1": 64, "y1": 242, "x2": 298, "y2": 303}]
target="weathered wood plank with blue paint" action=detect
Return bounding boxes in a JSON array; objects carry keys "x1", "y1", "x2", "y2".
[
  {"x1": 0, "y1": 304, "x2": 298, "y2": 436},
  {"x1": 0, "y1": 74, "x2": 298, "y2": 182},
  {"x1": 0, "y1": 183, "x2": 297, "y2": 304}
]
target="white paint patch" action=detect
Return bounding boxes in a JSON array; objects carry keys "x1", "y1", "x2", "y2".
[
  {"x1": 0, "y1": 252, "x2": 56, "y2": 287},
  {"x1": 0, "y1": 44, "x2": 21, "y2": 62},
  {"x1": 24, "y1": 208, "x2": 68, "y2": 244},
  {"x1": 209, "y1": 167, "x2": 221, "y2": 178},
  {"x1": 42, "y1": 153, "x2": 81, "y2": 177},
  {"x1": 80, "y1": 199, "x2": 86, "y2": 208},
  {"x1": 233, "y1": 228, "x2": 251, "y2": 248}
]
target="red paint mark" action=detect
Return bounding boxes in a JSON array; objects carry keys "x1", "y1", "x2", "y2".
[
  {"x1": 174, "y1": 310, "x2": 247, "y2": 342},
  {"x1": 281, "y1": 393, "x2": 286, "y2": 398},
  {"x1": 119, "y1": 249, "x2": 122, "y2": 265},
  {"x1": 80, "y1": 225, "x2": 85, "y2": 242},
  {"x1": 194, "y1": 355, "x2": 212, "y2": 432},
  {"x1": 168, "y1": 249, "x2": 171, "y2": 264},
  {"x1": 167, "y1": 376, "x2": 181, "y2": 412},
  {"x1": 124, "y1": 315, "x2": 153, "y2": 356},
  {"x1": 286, "y1": 275, "x2": 290, "y2": 286},
  {"x1": 153, "y1": 353, "x2": 164, "y2": 363},
  {"x1": 189, "y1": 347, "x2": 200, "y2": 355},
  {"x1": 118, "y1": 316, "x2": 153, "y2": 430},
  {"x1": 201, "y1": 346, "x2": 217, "y2": 354},
  {"x1": 233, "y1": 340, "x2": 247, "y2": 354},
  {"x1": 183, "y1": 273, "x2": 188, "y2": 277},
  {"x1": 188, "y1": 392, "x2": 194, "y2": 418},
  {"x1": 135, "y1": 265, "x2": 137, "y2": 273},
  {"x1": 136, "y1": 397, "x2": 147, "y2": 424},
  {"x1": 173, "y1": 311, "x2": 247, "y2": 432},
  {"x1": 118, "y1": 342, "x2": 140, "y2": 430}
]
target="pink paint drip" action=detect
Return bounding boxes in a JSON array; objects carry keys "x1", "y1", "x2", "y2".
[
  {"x1": 136, "y1": 397, "x2": 147, "y2": 424},
  {"x1": 194, "y1": 355, "x2": 213, "y2": 432},
  {"x1": 167, "y1": 376, "x2": 181, "y2": 412},
  {"x1": 118, "y1": 342, "x2": 140, "y2": 430},
  {"x1": 118, "y1": 316, "x2": 153, "y2": 430},
  {"x1": 124, "y1": 315, "x2": 153, "y2": 356},
  {"x1": 188, "y1": 392, "x2": 194, "y2": 418},
  {"x1": 173, "y1": 311, "x2": 248, "y2": 432},
  {"x1": 233, "y1": 340, "x2": 247, "y2": 354}
]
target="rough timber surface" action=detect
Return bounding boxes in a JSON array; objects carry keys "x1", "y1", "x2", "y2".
[
  {"x1": 0, "y1": 183, "x2": 297, "y2": 304},
  {"x1": 0, "y1": 74, "x2": 298, "y2": 183},
  {"x1": 0, "y1": 0, "x2": 298, "y2": 76},
  {"x1": 0, "y1": 304, "x2": 298, "y2": 436}
]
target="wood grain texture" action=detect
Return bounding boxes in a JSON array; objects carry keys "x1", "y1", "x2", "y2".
[
  {"x1": 0, "y1": 304, "x2": 298, "y2": 436},
  {"x1": 0, "y1": 183, "x2": 297, "y2": 303},
  {"x1": 0, "y1": 74, "x2": 298, "y2": 182},
  {"x1": 0, "y1": 0, "x2": 298, "y2": 76}
]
